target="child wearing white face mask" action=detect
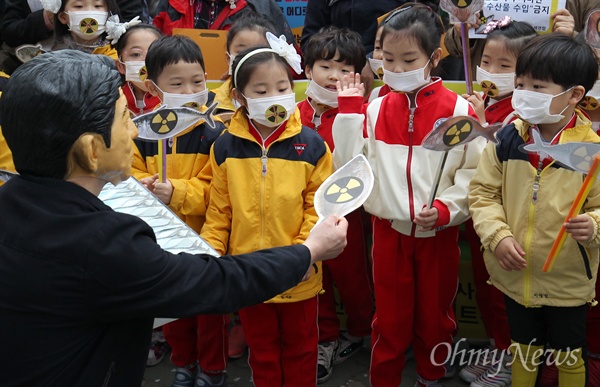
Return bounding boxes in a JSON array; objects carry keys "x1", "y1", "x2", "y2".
[
  {"x1": 333, "y1": 3, "x2": 485, "y2": 386},
  {"x1": 43, "y1": 0, "x2": 120, "y2": 58},
  {"x1": 469, "y1": 33, "x2": 600, "y2": 387},
  {"x1": 131, "y1": 35, "x2": 228, "y2": 387},
  {"x1": 200, "y1": 36, "x2": 333, "y2": 387},
  {"x1": 113, "y1": 23, "x2": 162, "y2": 117}
]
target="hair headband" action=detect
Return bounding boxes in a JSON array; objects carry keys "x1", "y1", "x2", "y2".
[{"x1": 233, "y1": 31, "x2": 302, "y2": 87}]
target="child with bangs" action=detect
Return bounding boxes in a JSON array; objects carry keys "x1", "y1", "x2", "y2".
[{"x1": 298, "y1": 25, "x2": 374, "y2": 384}]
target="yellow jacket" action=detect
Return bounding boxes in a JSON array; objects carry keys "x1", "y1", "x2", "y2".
[
  {"x1": 469, "y1": 111, "x2": 600, "y2": 307},
  {"x1": 131, "y1": 110, "x2": 225, "y2": 233},
  {"x1": 201, "y1": 109, "x2": 333, "y2": 302}
]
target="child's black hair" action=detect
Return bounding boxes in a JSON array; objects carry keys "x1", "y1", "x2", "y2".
[
  {"x1": 54, "y1": 0, "x2": 121, "y2": 43},
  {"x1": 516, "y1": 34, "x2": 598, "y2": 94},
  {"x1": 231, "y1": 46, "x2": 293, "y2": 93},
  {"x1": 145, "y1": 35, "x2": 205, "y2": 81},
  {"x1": 113, "y1": 23, "x2": 162, "y2": 55},
  {"x1": 484, "y1": 20, "x2": 537, "y2": 60},
  {"x1": 380, "y1": 2, "x2": 444, "y2": 57},
  {"x1": 226, "y1": 12, "x2": 275, "y2": 53},
  {"x1": 303, "y1": 26, "x2": 366, "y2": 73}
]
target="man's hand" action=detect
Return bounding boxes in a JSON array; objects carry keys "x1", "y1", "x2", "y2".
[
  {"x1": 551, "y1": 8, "x2": 575, "y2": 36},
  {"x1": 303, "y1": 215, "x2": 348, "y2": 263},
  {"x1": 493, "y1": 237, "x2": 527, "y2": 271}
]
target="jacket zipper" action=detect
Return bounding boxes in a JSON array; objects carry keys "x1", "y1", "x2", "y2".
[
  {"x1": 523, "y1": 160, "x2": 544, "y2": 306},
  {"x1": 260, "y1": 144, "x2": 267, "y2": 249},
  {"x1": 407, "y1": 108, "x2": 416, "y2": 236}
]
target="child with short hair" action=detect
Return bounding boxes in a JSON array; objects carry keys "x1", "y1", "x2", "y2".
[
  {"x1": 367, "y1": 20, "x2": 390, "y2": 103},
  {"x1": 332, "y1": 3, "x2": 484, "y2": 386},
  {"x1": 131, "y1": 35, "x2": 228, "y2": 387},
  {"x1": 201, "y1": 41, "x2": 333, "y2": 386},
  {"x1": 114, "y1": 23, "x2": 162, "y2": 117},
  {"x1": 46, "y1": 0, "x2": 121, "y2": 58},
  {"x1": 298, "y1": 25, "x2": 374, "y2": 384},
  {"x1": 469, "y1": 33, "x2": 600, "y2": 387}
]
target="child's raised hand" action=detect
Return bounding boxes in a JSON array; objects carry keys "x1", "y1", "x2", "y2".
[
  {"x1": 337, "y1": 72, "x2": 365, "y2": 98},
  {"x1": 493, "y1": 237, "x2": 527, "y2": 271},
  {"x1": 414, "y1": 206, "x2": 439, "y2": 232},
  {"x1": 565, "y1": 214, "x2": 594, "y2": 242},
  {"x1": 462, "y1": 92, "x2": 486, "y2": 124},
  {"x1": 152, "y1": 179, "x2": 174, "y2": 205},
  {"x1": 551, "y1": 8, "x2": 575, "y2": 36}
]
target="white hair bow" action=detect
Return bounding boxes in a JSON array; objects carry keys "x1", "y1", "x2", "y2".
[
  {"x1": 266, "y1": 32, "x2": 302, "y2": 75},
  {"x1": 40, "y1": 0, "x2": 61, "y2": 14},
  {"x1": 106, "y1": 15, "x2": 142, "y2": 45}
]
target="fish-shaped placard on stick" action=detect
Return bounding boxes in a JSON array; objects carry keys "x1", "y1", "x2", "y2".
[
  {"x1": 440, "y1": 0, "x2": 484, "y2": 24},
  {"x1": 422, "y1": 115, "x2": 501, "y2": 152},
  {"x1": 584, "y1": 9, "x2": 600, "y2": 49},
  {"x1": 133, "y1": 102, "x2": 219, "y2": 141}
]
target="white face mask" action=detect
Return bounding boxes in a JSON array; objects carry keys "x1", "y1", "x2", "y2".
[
  {"x1": 227, "y1": 53, "x2": 236, "y2": 76},
  {"x1": 383, "y1": 59, "x2": 431, "y2": 92},
  {"x1": 123, "y1": 60, "x2": 148, "y2": 83},
  {"x1": 512, "y1": 88, "x2": 572, "y2": 125},
  {"x1": 65, "y1": 11, "x2": 109, "y2": 41},
  {"x1": 581, "y1": 80, "x2": 600, "y2": 111},
  {"x1": 476, "y1": 66, "x2": 515, "y2": 98},
  {"x1": 368, "y1": 58, "x2": 383, "y2": 79},
  {"x1": 155, "y1": 83, "x2": 209, "y2": 110},
  {"x1": 306, "y1": 80, "x2": 338, "y2": 108},
  {"x1": 245, "y1": 93, "x2": 296, "y2": 127}
]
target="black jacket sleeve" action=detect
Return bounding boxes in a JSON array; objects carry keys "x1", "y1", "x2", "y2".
[
  {"x1": 0, "y1": 0, "x2": 52, "y2": 47},
  {"x1": 115, "y1": 0, "x2": 143, "y2": 23},
  {"x1": 86, "y1": 212, "x2": 311, "y2": 321},
  {"x1": 300, "y1": 0, "x2": 331, "y2": 53}
]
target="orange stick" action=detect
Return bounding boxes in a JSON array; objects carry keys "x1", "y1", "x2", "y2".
[{"x1": 543, "y1": 155, "x2": 600, "y2": 272}]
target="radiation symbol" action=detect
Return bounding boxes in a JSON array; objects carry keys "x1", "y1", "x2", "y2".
[
  {"x1": 265, "y1": 104, "x2": 287, "y2": 125},
  {"x1": 480, "y1": 80, "x2": 499, "y2": 98},
  {"x1": 183, "y1": 101, "x2": 201, "y2": 110},
  {"x1": 451, "y1": 0, "x2": 471, "y2": 8},
  {"x1": 376, "y1": 68, "x2": 384, "y2": 80},
  {"x1": 150, "y1": 110, "x2": 178, "y2": 134},
  {"x1": 581, "y1": 96, "x2": 600, "y2": 111},
  {"x1": 572, "y1": 146, "x2": 596, "y2": 172},
  {"x1": 79, "y1": 18, "x2": 99, "y2": 35},
  {"x1": 138, "y1": 66, "x2": 148, "y2": 81},
  {"x1": 443, "y1": 119, "x2": 472, "y2": 146},
  {"x1": 324, "y1": 177, "x2": 364, "y2": 204},
  {"x1": 597, "y1": 18, "x2": 600, "y2": 35}
]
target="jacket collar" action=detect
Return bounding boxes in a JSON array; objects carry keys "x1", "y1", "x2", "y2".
[
  {"x1": 228, "y1": 108, "x2": 303, "y2": 144},
  {"x1": 515, "y1": 109, "x2": 600, "y2": 144}
]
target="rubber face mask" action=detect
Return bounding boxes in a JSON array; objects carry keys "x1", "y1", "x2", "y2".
[
  {"x1": 155, "y1": 83, "x2": 209, "y2": 110},
  {"x1": 476, "y1": 66, "x2": 515, "y2": 98},
  {"x1": 581, "y1": 80, "x2": 600, "y2": 111},
  {"x1": 511, "y1": 88, "x2": 572, "y2": 125},
  {"x1": 306, "y1": 80, "x2": 338, "y2": 108},
  {"x1": 245, "y1": 93, "x2": 296, "y2": 127},
  {"x1": 66, "y1": 11, "x2": 109, "y2": 41},
  {"x1": 382, "y1": 60, "x2": 431, "y2": 92},
  {"x1": 368, "y1": 58, "x2": 384, "y2": 79}
]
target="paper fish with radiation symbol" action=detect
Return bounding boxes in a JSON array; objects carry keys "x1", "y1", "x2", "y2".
[
  {"x1": 422, "y1": 115, "x2": 501, "y2": 152},
  {"x1": 133, "y1": 102, "x2": 219, "y2": 141},
  {"x1": 313, "y1": 154, "x2": 374, "y2": 229},
  {"x1": 440, "y1": 0, "x2": 484, "y2": 24},
  {"x1": 584, "y1": 9, "x2": 600, "y2": 49},
  {"x1": 521, "y1": 128, "x2": 600, "y2": 174}
]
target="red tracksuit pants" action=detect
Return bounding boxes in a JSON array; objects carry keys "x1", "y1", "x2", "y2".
[
  {"x1": 369, "y1": 218, "x2": 459, "y2": 386},
  {"x1": 318, "y1": 209, "x2": 374, "y2": 342},
  {"x1": 239, "y1": 297, "x2": 318, "y2": 387},
  {"x1": 163, "y1": 314, "x2": 229, "y2": 372},
  {"x1": 465, "y1": 220, "x2": 511, "y2": 350}
]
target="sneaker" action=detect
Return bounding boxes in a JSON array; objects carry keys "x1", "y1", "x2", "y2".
[
  {"x1": 333, "y1": 333, "x2": 363, "y2": 365},
  {"x1": 459, "y1": 348, "x2": 494, "y2": 383},
  {"x1": 228, "y1": 323, "x2": 247, "y2": 360},
  {"x1": 171, "y1": 365, "x2": 197, "y2": 387},
  {"x1": 317, "y1": 340, "x2": 338, "y2": 384},
  {"x1": 469, "y1": 361, "x2": 511, "y2": 387},
  {"x1": 147, "y1": 330, "x2": 170, "y2": 367},
  {"x1": 195, "y1": 371, "x2": 227, "y2": 387}
]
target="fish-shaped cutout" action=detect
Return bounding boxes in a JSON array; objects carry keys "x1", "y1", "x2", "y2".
[
  {"x1": 133, "y1": 102, "x2": 219, "y2": 141},
  {"x1": 521, "y1": 129, "x2": 600, "y2": 174},
  {"x1": 440, "y1": 0, "x2": 484, "y2": 24},
  {"x1": 313, "y1": 154, "x2": 374, "y2": 228},
  {"x1": 422, "y1": 116, "x2": 501, "y2": 152},
  {"x1": 584, "y1": 9, "x2": 600, "y2": 49},
  {"x1": 15, "y1": 44, "x2": 46, "y2": 63}
]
